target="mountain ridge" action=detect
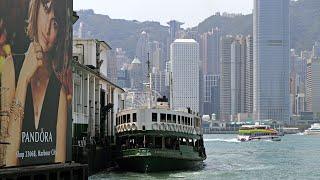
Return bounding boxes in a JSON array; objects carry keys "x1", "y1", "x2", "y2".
[{"x1": 73, "y1": 0, "x2": 320, "y2": 58}]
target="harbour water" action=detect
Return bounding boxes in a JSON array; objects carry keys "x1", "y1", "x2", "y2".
[{"x1": 90, "y1": 134, "x2": 320, "y2": 180}]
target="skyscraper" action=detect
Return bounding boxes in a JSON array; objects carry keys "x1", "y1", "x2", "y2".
[
  {"x1": 203, "y1": 75, "x2": 220, "y2": 118},
  {"x1": 253, "y1": 0, "x2": 290, "y2": 123},
  {"x1": 170, "y1": 39, "x2": 200, "y2": 112},
  {"x1": 135, "y1": 31, "x2": 149, "y2": 77},
  {"x1": 245, "y1": 35, "x2": 254, "y2": 113},
  {"x1": 219, "y1": 36, "x2": 234, "y2": 120},
  {"x1": 148, "y1": 41, "x2": 162, "y2": 71},
  {"x1": 129, "y1": 57, "x2": 143, "y2": 90},
  {"x1": 200, "y1": 28, "x2": 221, "y2": 75},
  {"x1": 231, "y1": 36, "x2": 246, "y2": 115},
  {"x1": 306, "y1": 58, "x2": 320, "y2": 114},
  {"x1": 167, "y1": 20, "x2": 184, "y2": 44},
  {"x1": 312, "y1": 41, "x2": 320, "y2": 58}
]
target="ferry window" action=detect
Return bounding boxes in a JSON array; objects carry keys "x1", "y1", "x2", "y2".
[
  {"x1": 188, "y1": 118, "x2": 191, "y2": 126},
  {"x1": 123, "y1": 115, "x2": 126, "y2": 123},
  {"x1": 116, "y1": 117, "x2": 118, "y2": 125},
  {"x1": 120, "y1": 116, "x2": 122, "y2": 124},
  {"x1": 133, "y1": 113, "x2": 137, "y2": 122},
  {"x1": 160, "y1": 113, "x2": 166, "y2": 122},
  {"x1": 182, "y1": 117, "x2": 185, "y2": 125},
  {"x1": 152, "y1": 113, "x2": 157, "y2": 122},
  {"x1": 167, "y1": 114, "x2": 172, "y2": 123},
  {"x1": 173, "y1": 115, "x2": 177, "y2": 123},
  {"x1": 178, "y1": 116, "x2": 181, "y2": 124},
  {"x1": 191, "y1": 118, "x2": 193, "y2": 126},
  {"x1": 127, "y1": 114, "x2": 131, "y2": 123}
]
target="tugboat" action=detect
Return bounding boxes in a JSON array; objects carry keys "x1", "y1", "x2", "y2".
[
  {"x1": 114, "y1": 55, "x2": 206, "y2": 172},
  {"x1": 237, "y1": 122, "x2": 281, "y2": 142}
]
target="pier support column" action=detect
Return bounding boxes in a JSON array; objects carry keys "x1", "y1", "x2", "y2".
[{"x1": 162, "y1": 136, "x2": 165, "y2": 149}]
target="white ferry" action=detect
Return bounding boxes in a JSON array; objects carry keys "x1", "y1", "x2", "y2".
[{"x1": 304, "y1": 123, "x2": 320, "y2": 135}]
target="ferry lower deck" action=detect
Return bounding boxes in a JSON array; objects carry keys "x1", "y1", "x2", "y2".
[{"x1": 115, "y1": 130, "x2": 206, "y2": 172}]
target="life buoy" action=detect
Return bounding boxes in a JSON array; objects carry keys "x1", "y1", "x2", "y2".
[
  {"x1": 126, "y1": 124, "x2": 132, "y2": 131},
  {"x1": 159, "y1": 123, "x2": 164, "y2": 131},
  {"x1": 152, "y1": 123, "x2": 159, "y2": 130},
  {"x1": 164, "y1": 124, "x2": 168, "y2": 131},
  {"x1": 131, "y1": 123, "x2": 138, "y2": 131},
  {"x1": 184, "y1": 126, "x2": 187, "y2": 133},
  {"x1": 173, "y1": 124, "x2": 177, "y2": 132},
  {"x1": 188, "y1": 127, "x2": 191, "y2": 133}
]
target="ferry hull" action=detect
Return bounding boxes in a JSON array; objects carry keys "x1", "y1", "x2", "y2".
[
  {"x1": 303, "y1": 131, "x2": 320, "y2": 135},
  {"x1": 237, "y1": 135, "x2": 281, "y2": 142},
  {"x1": 117, "y1": 156, "x2": 204, "y2": 172}
]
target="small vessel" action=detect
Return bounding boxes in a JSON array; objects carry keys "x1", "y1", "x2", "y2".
[
  {"x1": 237, "y1": 123, "x2": 281, "y2": 142},
  {"x1": 303, "y1": 123, "x2": 320, "y2": 135}
]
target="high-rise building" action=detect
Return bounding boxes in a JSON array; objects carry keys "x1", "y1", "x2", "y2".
[
  {"x1": 306, "y1": 58, "x2": 320, "y2": 114},
  {"x1": 128, "y1": 57, "x2": 143, "y2": 90},
  {"x1": 312, "y1": 41, "x2": 320, "y2": 58},
  {"x1": 200, "y1": 28, "x2": 221, "y2": 75},
  {"x1": 245, "y1": 35, "x2": 254, "y2": 113},
  {"x1": 117, "y1": 67, "x2": 130, "y2": 88},
  {"x1": 219, "y1": 36, "x2": 234, "y2": 120},
  {"x1": 148, "y1": 41, "x2": 162, "y2": 71},
  {"x1": 151, "y1": 69, "x2": 167, "y2": 97},
  {"x1": 203, "y1": 75, "x2": 220, "y2": 118},
  {"x1": 135, "y1": 31, "x2": 149, "y2": 77},
  {"x1": 115, "y1": 48, "x2": 130, "y2": 71},
  {"x1": 107, "y1": 50, "x2": 118, "y2": 84},
  {"x1": 170, "y1": 39, "x2": 200, "y2": 112},
  {"x1": 253, "y1": 0, "x2": 290, "y2": 123},
  {"x1": 167, "y1": 20, "x2": 184, "y2": 44},
  {"x1": 231, "y1": 36, "x2": 246, "y2": 115}
]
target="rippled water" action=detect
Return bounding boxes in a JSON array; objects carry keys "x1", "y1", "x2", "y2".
[{"x1": 90, "y1": 134, "x2": 320, "y2": 180}]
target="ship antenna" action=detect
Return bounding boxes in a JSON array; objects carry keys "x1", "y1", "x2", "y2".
[{"x1": 147, "y1": 52, "x2": 152, "y2": 108}]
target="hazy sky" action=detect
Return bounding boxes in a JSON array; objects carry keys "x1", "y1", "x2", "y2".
[{"x1": 74, "y1": 0, "x2": 253, "y2": 28}]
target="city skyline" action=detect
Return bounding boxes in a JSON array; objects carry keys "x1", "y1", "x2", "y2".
[{"x1": 73, "y1": 0, "x2": 253, "y2": 28}]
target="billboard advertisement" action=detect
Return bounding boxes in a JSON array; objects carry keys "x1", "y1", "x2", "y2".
[{"x1": 0, "y1": 0, "x2": 73, "y2": 167}]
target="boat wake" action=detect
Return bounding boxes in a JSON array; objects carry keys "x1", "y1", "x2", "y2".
[
  {"x1": 294, "y1": 132, "x2": 304, "y2": 136},
  {"x1": 204, "y1": 138, "x2": 239, "y2": 143}
]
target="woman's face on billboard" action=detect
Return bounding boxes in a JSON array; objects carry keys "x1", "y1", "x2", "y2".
[{"x1": 37, "y1": 0, "x2": 58, "y2": 53}]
